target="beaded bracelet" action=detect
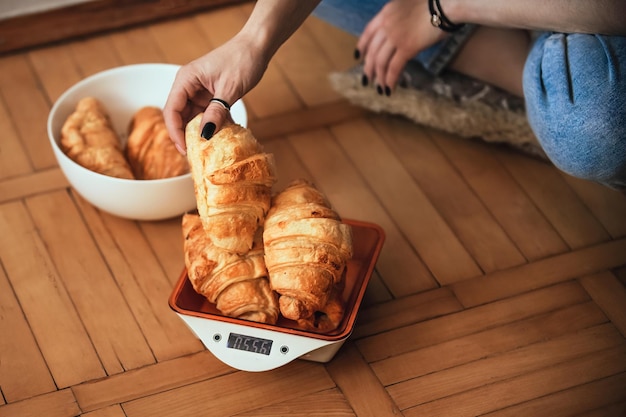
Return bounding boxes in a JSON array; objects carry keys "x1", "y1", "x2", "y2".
[{"x1": 428, "y1": 0, "x2": 465, "y2": 32}]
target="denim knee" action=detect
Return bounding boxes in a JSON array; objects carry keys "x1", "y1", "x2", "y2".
[{"x1": 523, "y1": 33, "x2": 626, "y2": 189}]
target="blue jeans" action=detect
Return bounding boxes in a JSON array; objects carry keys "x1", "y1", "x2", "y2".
[{"x1": 313, "y1": 1, "x2": 626, "y2": 190}]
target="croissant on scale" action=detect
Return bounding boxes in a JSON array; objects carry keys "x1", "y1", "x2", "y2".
[
  {"x1": 182, "y1": 213, "x2": 279, "y2": 325},
  {"x1": 263, "y1": 179, "x2": 353, "y2": 333}
]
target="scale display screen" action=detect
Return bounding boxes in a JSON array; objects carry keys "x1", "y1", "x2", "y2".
[{"x1": 227, "y1": 332, "x2": 273, "y2": 355}]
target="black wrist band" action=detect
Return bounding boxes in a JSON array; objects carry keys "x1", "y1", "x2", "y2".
[{"x1": 428, "y1": 0, "x2": 465, "y2": 32}]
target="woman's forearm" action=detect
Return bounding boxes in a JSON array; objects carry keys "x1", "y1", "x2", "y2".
[
  {"x1": 445, "y1": 0, "x2": 626, "y2": 35},
  {"x1": 238, "y1": 0, "x2": 321, "y2": 61}
]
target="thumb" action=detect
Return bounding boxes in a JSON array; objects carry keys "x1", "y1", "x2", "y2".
[{"x1": 199, "y1": 98, "x2": 235, "y2": 140}]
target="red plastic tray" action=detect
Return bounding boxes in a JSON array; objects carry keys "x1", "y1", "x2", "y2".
[{"x1": 169, "y1": 219, "x2": 385, "y2": 342}]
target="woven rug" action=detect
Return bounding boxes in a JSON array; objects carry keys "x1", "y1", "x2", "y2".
[{"x1": 329, "y1": 63, "x2": 547, "y2": 160}]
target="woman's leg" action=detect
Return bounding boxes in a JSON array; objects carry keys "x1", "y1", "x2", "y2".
[
  {"x1": 449, "y1": 27, "x2": 531, "y2": 97},
  {"x1": 523, "y1": 33, "x2": 626, "y2": 189}
]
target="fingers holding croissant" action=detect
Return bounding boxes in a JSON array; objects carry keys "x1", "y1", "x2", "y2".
[{"x1": 186, "y1": 115, "x2": 277, "y2": 254}]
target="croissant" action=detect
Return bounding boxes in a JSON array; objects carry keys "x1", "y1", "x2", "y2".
[
  {"x1": 60, "y1": 97, "x2": 135, "y2": 179},
  {"x1": 263, "y1": 179, "x2": 353, "y2": 330},
  {"x1": 297, "y1": 283, "x2": 345, "y2": 333},
  {"x1": 125, "y1": 106, "x2": 189, "y2": 180},
  {"x1": 182, "y1": 213, "x2": 279, "y2": 324},
  {"x1": 185, "y1": 114, "x2": 277, "y2": 254}
]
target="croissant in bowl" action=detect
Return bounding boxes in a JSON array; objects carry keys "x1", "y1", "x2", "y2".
[
  {"x1": 125, "y1": 106, "x2": 189, "y2": 180},
  {"x1": 60, "y1": 97, "x2": 135, "y2": 179}
]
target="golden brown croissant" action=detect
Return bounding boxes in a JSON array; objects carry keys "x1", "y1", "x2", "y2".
[
  {"x1": 125, "y1": 106, "x2": 189, "y2": 180},
  {"x1": 263, "y1": 179, "x2": 353, "y2": 330},
  {"x1": 60, "y1": 97, "x2": 135, "y2": 179},
  {"x1": 185, "y1": 114, "x2": 276, "y2": 254},
  {"x1": 296, "y1": 283, "x2": 345, "y2": 333},
  {"x1": 182, "y1": 213, "x2": 279, "y2": 324}
]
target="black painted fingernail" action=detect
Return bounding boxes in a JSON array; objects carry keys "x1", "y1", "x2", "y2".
[
  {"x1": 376, "y1": 85, "x2": 383, "y2": 95},
  {"x1": 354, "y1": 48, "x2": 360, "y2": 60},
  {"x1": 361, "y1": 74, "x2": 369, "y2": 87},
  {"x1": 201, "y1": 122, "x2": 216, "y2": 139},
  {"x1": 385, "y1": 86, "x2": 391, "y2": 96}
]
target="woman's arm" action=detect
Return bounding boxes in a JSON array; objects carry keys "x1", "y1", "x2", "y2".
[
  {"x1": 446, "y1": 0, "x2": 626, "y2": 36},
  {"x1": 163, "y1": 0, "x2": 320, "y2": 150},
  {"x1": 240, "y1": 0, "x2": 321, "y2": 60}
]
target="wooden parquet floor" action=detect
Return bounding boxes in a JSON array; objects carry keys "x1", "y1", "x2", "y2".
[{"x1": 1, "y1": 3, "x2": 626, "y2": 417}]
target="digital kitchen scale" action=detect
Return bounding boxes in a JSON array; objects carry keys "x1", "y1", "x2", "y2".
[{"x1": 169, "y1": 219, "x2": 385, "y2": 372}]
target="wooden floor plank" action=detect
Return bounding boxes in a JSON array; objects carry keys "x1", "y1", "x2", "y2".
[
  {"x1": 28, "y1": 43, "x2": 83, "y2": 103},
  {"x1": 482, "y1": 372, "x2": 626, "y2": 417},
  {"x1": 193, "y1": 5, "x2": 246, "y2": 50},
  {"x1": 0, "y1": 266, "x2": 56, "y2": 403},
  {"x1": 139, "y1": 217, "x2": 187, "y2": 285},
  {"x1": 287, "y1": 127, "x2": 438, "y2": 296},
  {"x1": 572, "y1": 399, "x2": 626, "y2": 417},
  {"x1": 372, "y1": 300, "x2": 606, "y2": 386},
  {"x1": 497, "y1": 150, "x2": 611, "y2": 249},
  {"x1": 270, "y1": 13, "x2": 343, "y2": 107},
  {"x1": 0, "y1": 55, "x2": 57, "y2": 170},
  {"x1": 109, "y1": 26, "x2": 167, "y2": 65},
  {"x1": 0, "y1": 389, "x2": 79, "y2": 417},
  {"x1": 451, "y1": 238, "x2": 626, "y2": 307},
  {"x1": 73, "y1": 351, "x2": 232, "y2": 413},
  {"x1": 147, "y1": 16, "x2": 214, "y2": 66},
  {"x1": 615, "y1": 266, "x2": 626, "y2": 287},
  {"x1": 432, "y1": 131, "x2": 570, "y2": 261},
  {"x1": 26, "y1": 191, "x2": 157, "y2": 374},
  {"x1": 325, "y1": 344, "x2": 402, "y2": 417},
  {"x1": 402, "y1": 345, "x2": 626, "y2": 417},
  {"x1": 580, "y1": 271, "x2": 626, "y2": 337},
  {"x1": 372, "y1": 116, "x2": 527, "y2": 274},
  {"x1": 261, "y1": 136, "x2": 315, "y2": 193},
  {"x1": 73, "y1": 193, "x2": 204, "y2": 361},
  {"x1": 332, "y1": 118, "x2": 483, "y2": 285},
  {"x1": 353, "y1": 287, "x2": 463, "y2": 339},
  {"x1": 304, "y1": 16, "x2": 358, "y2": 72},
  {"x1": 387, "y1": 324, "x2": 623, "y2": 409},
  {"x1": 250, "y1": 101, "x2": 367, "y2": 141},
  {"x1": 0, "y1": 201, "x2": 105, "y2": 388},
  {"x1": 82, "y1": 404, "x2": 128, "y2": 417},
  {"x1": 357, "y1": 281, "x2": 590, "y2": 362},
  {"x1": 69, "y1": 35, "x2": 124, "y2": 78},
  {"x1": 0, "y1": 94, "x2": 32, "y2": 180},
  {"x1": 560, "y1": 174, "x2": 626, "y2": 239},
  {"x1": 0, "y1": 168, "x2": 68, "y2": 204},
  {"x1": 121, "y1": 361, "x2": 334, "y2": 417},
  {"x1": 233, "y1": 388, "x2": 356, "y2": 417}
]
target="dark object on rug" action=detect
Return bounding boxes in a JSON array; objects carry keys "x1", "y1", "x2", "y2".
[{"x1": 329, "y1": 62, "x2": 548, "y2": 160}]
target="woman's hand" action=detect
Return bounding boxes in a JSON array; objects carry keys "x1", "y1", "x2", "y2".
[
  {"x1": 163, "y1": 0, "x2": 320, "y2": 154},
  {"x1": 163, "y1": 33, "x2": 269, "y2": 153},
  {"x1": 357, "y1": 0, "x2": 448, "y2": 93}
]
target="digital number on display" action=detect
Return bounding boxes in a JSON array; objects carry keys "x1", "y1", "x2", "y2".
[{"x1": 227, "y1": 333, "x2": 273, "y2": 355}]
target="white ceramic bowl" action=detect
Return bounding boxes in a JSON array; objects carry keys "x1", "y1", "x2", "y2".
[{"x1": 47, "y1": 63, "x2": 247, "y2": 221}]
